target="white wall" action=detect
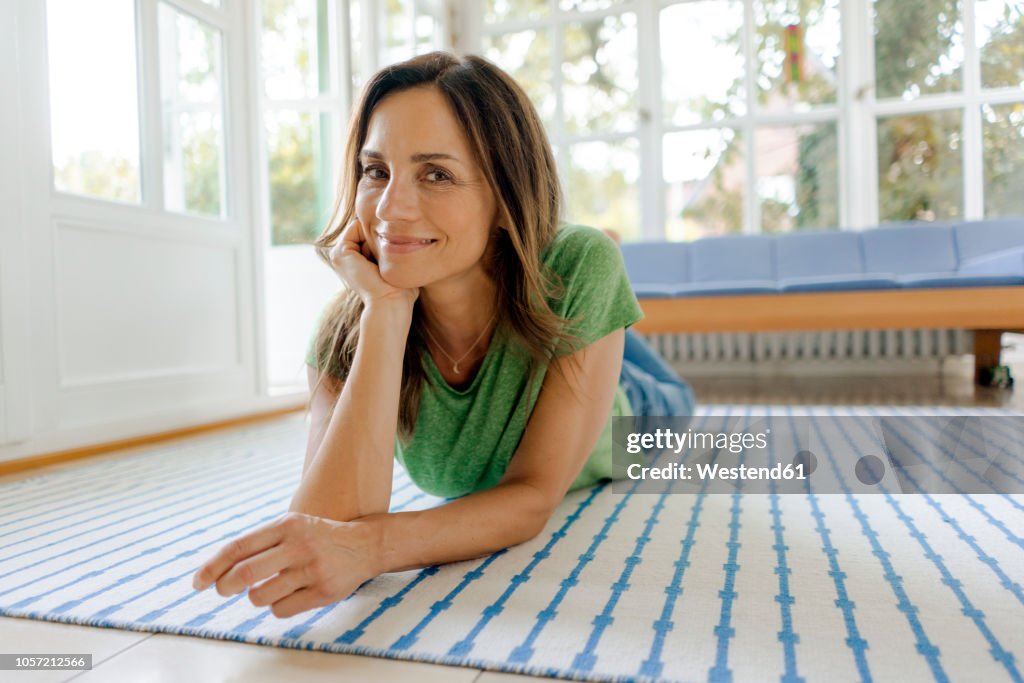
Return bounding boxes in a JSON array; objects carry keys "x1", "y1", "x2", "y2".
[
  {"x1": 0, "y1": 0, "x2": 307, "y2": 463},
  {"x1": 0, "y1": 0, "x2": 33, "y2": 449},
  {"x1": 265, "y1": 246, "x2": 341, "y2": 392}
]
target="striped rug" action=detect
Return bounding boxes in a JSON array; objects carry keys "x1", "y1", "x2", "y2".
[{"x1": 1, "y1": 406, "x2": 1022, "y2": 682}]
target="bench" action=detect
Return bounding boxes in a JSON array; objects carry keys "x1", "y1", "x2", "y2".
[{"x1": 621, "y1": 218, "x2": 1024, "y2": 384}]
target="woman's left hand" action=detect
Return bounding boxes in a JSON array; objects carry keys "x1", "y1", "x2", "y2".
[{"x1": 192, "y1": 512, "x2": 381, "y2": 618}]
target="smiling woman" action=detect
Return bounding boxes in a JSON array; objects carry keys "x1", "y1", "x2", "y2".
[{"x1": 191, "y1": 51, "x2": 694, "y2": 619}]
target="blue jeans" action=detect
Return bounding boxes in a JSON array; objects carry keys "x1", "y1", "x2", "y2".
[{"x1": 619, "y1": 328, "x2": 696, "y2": 418}]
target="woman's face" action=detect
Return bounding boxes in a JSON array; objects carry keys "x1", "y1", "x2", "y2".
[{"x1": 355, "y1": 85, "x2": 499, "y2": 291}]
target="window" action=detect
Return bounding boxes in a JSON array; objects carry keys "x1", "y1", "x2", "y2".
[
  {"x1": 259, "y1": 0, "x2": 449, "y2": 391},
  {"x1": 47, "y1": 0, "x2": 143, "y2": 203},
  {"x1": 159, "y1": 3, "x2": 227, "y2": 217},
  {"x1": 873, "y1": 0, "x2": 1024, "y2": 221},
  {"x1": 46, "y1": 0, "x2": 233, "y2": 216},
  {"x1": 484, "y1": 4, "x2": 644, "y2": 239},
  {"x1": 259, "y1": 0, "x2": 448, "y2": 246},
  {"x1": 478, "y1": 0, "x2": 1024, "y2": 239},
  {"x1": 259, "y1": 0, "x2": 336, "y2": 246}
]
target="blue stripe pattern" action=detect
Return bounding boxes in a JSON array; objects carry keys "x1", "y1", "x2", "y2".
[
  {"x1": 831, "y1": 408, "x2": 1022, "y2": 682},
  {"x1": 1, "y1": 408, "x2": 1021, "y2": 683},
  {"x1": 808, "y1": 409, "x2": 949, "y2": 682}
]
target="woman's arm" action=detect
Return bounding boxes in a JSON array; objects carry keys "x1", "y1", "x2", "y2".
[
  {"x1": 368, "y1": 326, "x2": 626, "y2": 571},
  {"x1": 193, "y1": 328, "x2": 625, "y2": 617},
  {"x1": 290, "y1": 302, "x2": 412, "y2": 520}
]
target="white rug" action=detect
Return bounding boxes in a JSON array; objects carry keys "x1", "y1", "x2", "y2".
[{"x1": 1, "y1": 406, "x2": 1022, "y2": 682}]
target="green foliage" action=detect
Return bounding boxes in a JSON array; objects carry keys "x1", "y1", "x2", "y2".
[
  {"x1": 682, "y1": 132, "x2": 745, "y2": 234},
  {"x1": 982, "y1": 103, "x2": 1024, "y2": 217},
  {"x1": 54, "y1": 151, "x2": 140, "y2": 203},
  {"x1": 684, "y1": 0, "x2": 1024, "y2": 230},
  {"x1": 182, "y1": 122, "x2": 222, "y2": 216},
  {"x1": 980, "y1": 5, "x2": 1024, "y2": 88},
  {"x1": 682, "y1": 0, "x2": 842, "y2": 234},
  {"x1": 553, "y1": 15, "x2": 641, "y2": 235},
  {"x1": 878, "y1": 111, "x2": 963, "y2": 221},
  {"x1": 268, "y1": 115, "x2": 320, "y2": 245},
  {"x1": 873, "y1": 0, "x2": 961, "y2": 98}
]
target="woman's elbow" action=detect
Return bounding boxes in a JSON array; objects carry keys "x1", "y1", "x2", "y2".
[{"x1": 508, "y1": 480, "x2": 560, "y2": 543}]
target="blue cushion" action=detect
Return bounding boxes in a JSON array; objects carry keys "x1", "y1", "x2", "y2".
[
  {"x1": 897, "y1": 272, "x2": 1024, "y2": 288},
  {"x1": 631, "y1": 284, "x2": 682, "y2": 298},
  {"x1": 779, "y1": 274, "x2": 898, "y2": 292},
  {"x1": 954, "y1": 218, "x2": 1024, "y2": 262},
  {"x1": 862, "y1": 223, "x2": 958, "y2": 274},
  {"x1": 690, "y1": 235, "x2": 775, "y2": 282},
  {"x1": 673, "y1": 280, "x2": 779, "y2": 296},
  {"x1": 775, "y1": 231, "x2": 864, "y2": 279},
  {"x1": 958, "y1": 247, "x2": 1024, "y2": 276},
  {"x1": 620, "y1": 242, "x2": 689, "y2": 285}
]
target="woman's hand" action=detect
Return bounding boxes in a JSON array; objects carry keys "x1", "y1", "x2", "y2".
[
  {"x1": 326, "y1": 219, "x2": 419, "y2": 310},
  {"x1": 192, "y1": 512, "x2": 382, "y2": 618}
]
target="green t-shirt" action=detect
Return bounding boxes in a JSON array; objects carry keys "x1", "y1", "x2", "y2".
[{"x1": 306, "y1": 223, "x2": 644, "y2": 498}]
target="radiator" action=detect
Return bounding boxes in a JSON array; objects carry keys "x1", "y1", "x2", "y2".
[{"x1": 644, "y1": 329, "x2": 973, "y2": 364}]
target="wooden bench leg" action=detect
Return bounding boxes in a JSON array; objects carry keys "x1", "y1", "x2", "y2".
[{"x1": 973, "y1": 330, "x2": 1003, "y2": 385}]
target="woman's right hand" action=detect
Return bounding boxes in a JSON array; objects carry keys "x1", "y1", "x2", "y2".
[{"x1": 325, "y1": 219, "x2": 419, "y2": 310}]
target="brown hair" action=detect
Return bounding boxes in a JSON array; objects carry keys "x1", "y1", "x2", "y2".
[{"x1": 308, "y1": 51, "x2": 576, "y2": 439}]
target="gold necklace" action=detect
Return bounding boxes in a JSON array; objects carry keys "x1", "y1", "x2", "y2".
[{"x1": 423, "y1": 312, "x2": 498, "y2": 375}]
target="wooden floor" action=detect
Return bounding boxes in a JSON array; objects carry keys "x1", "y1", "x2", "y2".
[
  {"x1": 1, "y1": 357, "x2": 1020, "y2": 682},
  {"x1": 687, "y1": 357, "x2": 1024, "y2": 411}
]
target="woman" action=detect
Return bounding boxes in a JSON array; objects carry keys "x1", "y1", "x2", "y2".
[{"x1": 193, "y1": 52, "x2": 694, "y2": 618}]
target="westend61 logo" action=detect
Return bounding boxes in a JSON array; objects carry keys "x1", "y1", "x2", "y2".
[{"x1": 611, "y1": 414, "x2": 1024, "y2": 495}]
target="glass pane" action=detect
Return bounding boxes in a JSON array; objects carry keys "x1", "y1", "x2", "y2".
[
  {"x1": 47, "y1": 0, "x2": 141, "y2": 203},
  {"x1": 415, "y1": 0, "x2": 443, "y2": 54},
  {"x1": 873, "y1": 0, "x2": 963, "y2": 100},
  {"x1": 755, "y1": 0, "x2": 840, "y2": 111},
  {"x1": 261, "y1": 0, "x2": 331, "y2": 99},
  {"x1": 978, "y1": 0, "x2": 1024, "y2": 90},
  {"x1": 198, "y1": 0, "x2": 221, "y2": 6},
  {"x1": 160, "y1": 4, "x2": 226, "y2": 217},
  {"x1": 877, "y1": 110, "x2": 963, "y2": 222},
  {"x1": 662, "y1": 1, "x2": 745, "y2": 126},
  {"x1": 563, "y1": 13, "x2": 638, "y2": 135},
  {"x1": 757, "y1": 123, "x2": 838, "y2": 232},
  {"x1": 170, "y1": 112, "x2": 224, "y2": 216},
  {"x1": 383, "y1": 0, "x2": 412, "y2": 66},
  {"x1": 567, "y1": 138, "x2": 640, "y2": 240},
  {"x1": 266, "y1": 110, "x2": 335, "y2": 245},
  {"x1": 559, "y1": 0, "x2": 626, "y2": 12},
  {"x1": 982, "y1": 103, "x2": 1024, "y2": 218},
  {"x1": 350, "y1": 0, "x2": 364, "y2": 94},
  {"x1": 484, "y1": 29, "x2": 555, "y2": 130},
  {"x1": 664, "y1": 129, "x2": 744, "y2": 239},
  {"x1": 483, "y1": 0, "x2": 548, "y2": 24}
]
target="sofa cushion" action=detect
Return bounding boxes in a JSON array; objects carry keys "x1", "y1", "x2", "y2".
[
  {"x1": 775, "y1": 231, "x2": 865, "y2": 279},
  {"x1": 631, "y1": 284, "x2": 682, "y2": 298},
  {"x1": 897, "y1": 272, "x2": 1024, "y2": 288},
  {"x1": 673, "y1": 280, "x2": 779, "y2": 296},
  {"x1": 690, "y1": 235, "x2": 775, "y2": 282},
  {"x1": 862, "y1": 222, "x2": 958, "y2": 274},
  {"x1": 958, "y1": 247, "x2": 1024, "y2": 277},
  {"x1": 779, "y1": 274, "x2": 898, "y2": 292},
  {"x1": 620, "y1": 242, "x2": 689, "y2": 285},
  {"x1": 954, "y1": 218, "x2": 1024, "y2": 262}
]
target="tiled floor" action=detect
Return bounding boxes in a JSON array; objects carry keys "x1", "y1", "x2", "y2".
[{"x1": 1, "y1": 358, "x2": 1019, "y2": 682}]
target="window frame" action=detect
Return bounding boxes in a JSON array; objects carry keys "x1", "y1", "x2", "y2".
[
  {"x1": 470, "y1": 0, "x2": 1024, "y2": 238},
  {"x1": 44, "y1": 0, "x2": 245, "y2": 230}
]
